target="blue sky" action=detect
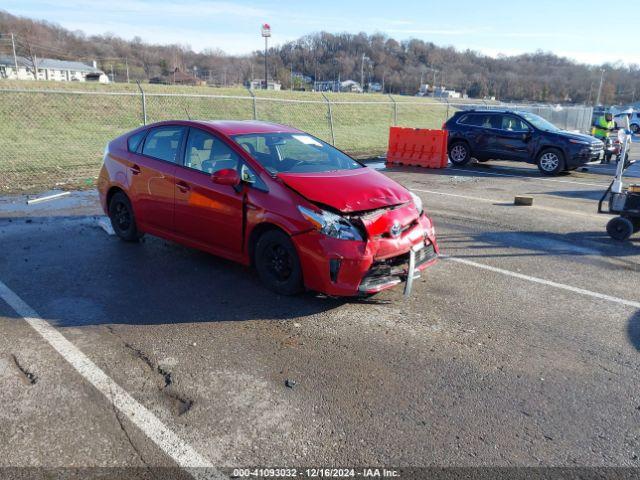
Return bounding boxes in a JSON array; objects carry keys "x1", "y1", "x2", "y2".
[{"x1": 4, "y1": 0, "x2": 639, "y2": 65}]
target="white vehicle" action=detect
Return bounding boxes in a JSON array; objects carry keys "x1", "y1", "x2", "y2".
[{"x1": 613, "y1": 111, "x2": 640, "y2": 133}]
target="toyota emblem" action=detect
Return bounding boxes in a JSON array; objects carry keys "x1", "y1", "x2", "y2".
[{"x1": 390, "y1": 221, "x2": 402, "y2": 238}]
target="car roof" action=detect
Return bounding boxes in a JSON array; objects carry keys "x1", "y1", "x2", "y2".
[
  {"x1": 142, "y1": 119, "x2": 304, "y2": 136},
  {"x1": 457, "y1": 109, "x2": 526, "y2": 115}
]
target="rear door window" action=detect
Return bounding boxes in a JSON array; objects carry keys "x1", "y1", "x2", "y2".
[
  {"x1": 142, "y1": 126, "x2": 186, "y2": 163},
  {"x1": 501, "y1": 115, "x2": 530, "y2": 132},
  {"x1": 184, "y1": 128, "x2": 240, "y2": 174}
]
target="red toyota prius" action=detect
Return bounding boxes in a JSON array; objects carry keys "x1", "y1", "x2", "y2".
[{"x1": 98, "y1": 120, "x2": 439, "y2": 296}]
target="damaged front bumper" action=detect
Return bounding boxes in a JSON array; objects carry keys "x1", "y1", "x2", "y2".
[
  {"x1": 293, "y1": 211, "x2": 439, "y2": 297},
  {"x1": 358, "y1": 240, "x2": 437, "y2": 296}
]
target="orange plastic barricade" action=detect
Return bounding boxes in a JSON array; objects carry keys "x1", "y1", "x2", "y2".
[{"x1": 386, "y1": 127, "x2": 448, "y2": 168}]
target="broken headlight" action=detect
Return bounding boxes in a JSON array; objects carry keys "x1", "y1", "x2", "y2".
[
  {"x1": 298, "y1": 206, "x2": 363, "y2": 241},
  {"x1": 409, "y1": 191, "x2": 424, "y2": 215}
]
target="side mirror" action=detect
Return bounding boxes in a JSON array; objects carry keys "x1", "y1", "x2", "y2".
[
  {"x1": 211, "y1": 168, "x2": 240, "y2": 187},
  {"x1": 522, "y1": 131, "x2": 532, "y2": 141}
]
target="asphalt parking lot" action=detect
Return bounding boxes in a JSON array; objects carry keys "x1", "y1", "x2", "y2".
[{"x1": 1, "y1": 155, "x2": 639, "y2": 476}]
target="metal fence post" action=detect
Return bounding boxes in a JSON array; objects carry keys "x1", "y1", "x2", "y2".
[
  {"x1": 136, "y1": 80, "x2": 147, "y2": 125},
  {"x1": 445, "y1": 99, "x2": 450, "y2": 122},
  {"x1": 246, "y1": 87, "x2": 257, "y2": 120},
  {"x1": 388, "y1": 93, "x2": 397, "y2": 125},
  {"x1": 321, "y1": 93, "x2": 336, "y2": 146}
]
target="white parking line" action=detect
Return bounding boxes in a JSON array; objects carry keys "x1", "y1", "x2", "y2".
[
  {"x1": 451, "y1": 167, "x2": 607, "y2": 187},
  {"x1": 0, "y1": 280, "x2": 222, "y2": 480},
  {"x1": 411, "y1": 188, "x2": 602, "y2": 220},
  {"x1": 444, "y1": 256, "x2": 640, "y2": 309}
]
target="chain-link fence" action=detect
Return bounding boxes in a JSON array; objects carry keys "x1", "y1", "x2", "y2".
[{"x1": 0, "y1": 86, "x2": 593, "y2": 193}]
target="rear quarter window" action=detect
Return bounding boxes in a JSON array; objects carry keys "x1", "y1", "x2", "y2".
[{"x1": 127, "y1": 130, "x2": 146, "y2": 153}]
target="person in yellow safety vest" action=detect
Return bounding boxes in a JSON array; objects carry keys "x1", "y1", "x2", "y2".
[{"x1": 592, "y1": 112, "x2": 616, "y2": 164}]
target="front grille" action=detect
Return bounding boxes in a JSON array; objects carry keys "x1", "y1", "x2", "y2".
[
  {"x1": 359, "y1": 243, "x2": 437, "y2": 294},
  {"x1": 366, "y1": 243, "x2": 436, "y2": 278}
]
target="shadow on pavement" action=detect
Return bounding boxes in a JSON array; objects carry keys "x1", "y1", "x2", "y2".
[
  {"x1": 627, "y1": 310, "x2": 640, "y2": 352},
  {"x1": 0, "y1": 216, "x2": 347, "y2": 327},
  {"x1": 438, "y1": 229, "x2": 640, "y2": 260}
]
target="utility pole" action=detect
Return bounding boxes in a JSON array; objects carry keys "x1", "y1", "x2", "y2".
[
  {"x1": 360, "y1": 53, "x2": 369, "y2": 93},
  {"x1": 595, "y1": 69, "x2": 605, "y2": 106},
  {"x1": 110, "y1": 64, "x2": 115, "y2": 83},
  {"x1": 261, "y1": 23, "x2": 271, "y2": 90},
  {"x1": 290, "y1": 63, "x2": 293, "y2": 91},
  {"x1": 125, "y1": 57, "x2": 130, "y2": 83},
  {"x1": 10, "y1": 33, "x2": 19, "y2": 78}
]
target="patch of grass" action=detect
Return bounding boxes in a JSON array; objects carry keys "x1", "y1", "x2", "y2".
[{"x1": 0, "y1": 80, "x2": 454, "y2": 192}]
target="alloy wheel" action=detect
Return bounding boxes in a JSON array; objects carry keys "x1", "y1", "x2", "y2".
[
  {"x1": 539, "y1": 152, "x2": 559, "y2": 172},
  {"x1": 450, "y1": 145, "x2": 467, "y2": 163}
]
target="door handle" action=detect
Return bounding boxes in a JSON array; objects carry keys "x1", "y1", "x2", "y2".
[
  {"x1": 176, "y1": 181, "x2": 191, "y2": 193},
  {"x1": 129, "y1": 164, "x2": 141, "y2": 175}
]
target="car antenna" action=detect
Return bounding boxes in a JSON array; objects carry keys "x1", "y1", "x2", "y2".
[{"x1": 184, "y1": 107, "x2": 191, "y2": 120}]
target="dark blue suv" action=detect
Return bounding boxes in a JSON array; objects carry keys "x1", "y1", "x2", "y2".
[{"x1": 444, "y1": 110, "x2": 604, "y2": 175}]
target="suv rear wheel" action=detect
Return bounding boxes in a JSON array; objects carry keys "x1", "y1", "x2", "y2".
[
  {"x1": 537, "y1": 148, "x2": 565, "y2": 176},
  {"x1": 449, "y1": 141, "x2": 472, "y2": 166},
  {"x1": 631, "y1": 123, "x2": 639, "y2": 134}
]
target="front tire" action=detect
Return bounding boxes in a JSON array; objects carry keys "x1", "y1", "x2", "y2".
[
  {"x1": 108, "y1": 191, "x2": 141, "y2": 242},
  {"x1": 606, "y1": 217, "x2": 634, "y2": 241},
  {"x1": 537, "y1": 148, "x2": 565, "y2": 176},
  {"x1": 448, "y1": 141, "x2": 472, "y2": 166},
  {"x1": 254, "y1": 230, "x2": 303, "y2": 295}
]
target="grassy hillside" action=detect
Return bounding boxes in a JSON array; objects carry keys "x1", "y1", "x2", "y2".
[{"x1": 0, "y1": 80, "x2": 452, "y2": 192}]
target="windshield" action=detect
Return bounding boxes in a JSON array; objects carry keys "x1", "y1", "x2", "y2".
[
  {"x1": 518, "y1": 112, "x2": 561, "y2": 132},
  {"x1": 231, "y1": 133, "x2": 363, "y2": 174}
]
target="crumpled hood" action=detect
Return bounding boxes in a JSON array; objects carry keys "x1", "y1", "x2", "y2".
[{"x1": 278, "y1": 167, "x2": 411, "y2": 213}]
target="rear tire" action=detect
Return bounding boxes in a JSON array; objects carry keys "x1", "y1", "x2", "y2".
[
  {"x1": 537, "y1": 148, "x2": 565, "y2": 176},
  {"x1": 606, "y1": 217, "x2": 634, "y2": 241},
  {"x1": 108, "y1": 191, "x2": 141, "y2": 242},
  {"x1": 448, "y1": 141, "x2": 472, "y2": 166},
  {"x1": 254, "y1": 230, "x2": 303, "y2": 295},
  {"x1": 631, "y1": 124, "x2": 639, "y2": 134}
]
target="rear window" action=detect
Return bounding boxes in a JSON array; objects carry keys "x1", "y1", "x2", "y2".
[{"x1": 127, "y1": 130, "x2": 146, "y2": 152}]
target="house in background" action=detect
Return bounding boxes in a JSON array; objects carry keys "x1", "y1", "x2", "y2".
[
  {"x1": 367, "y1": 82, "x2": 382, "y2": 93},
  {"x1": 171, "y1": 68, "x2": 206, "y2": 86},
  {"x1": 248, "y1": 79, "x2": 281, "y2": 90},
  {"x1": 340, "y1": 80, "x2": 363, "y2": 93},
  {"x1": 313, "y1": 80, "x2": 340, "y2": 92},
  {"x1": 432, "y1": 86, "x2": 461, "y2": 99},
  {"x1": 314, "y1": 79, "x2": 363, "y2": 93},
  {"x1": 0, "y1": 55, "x2": 109, "y2": 83}
]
